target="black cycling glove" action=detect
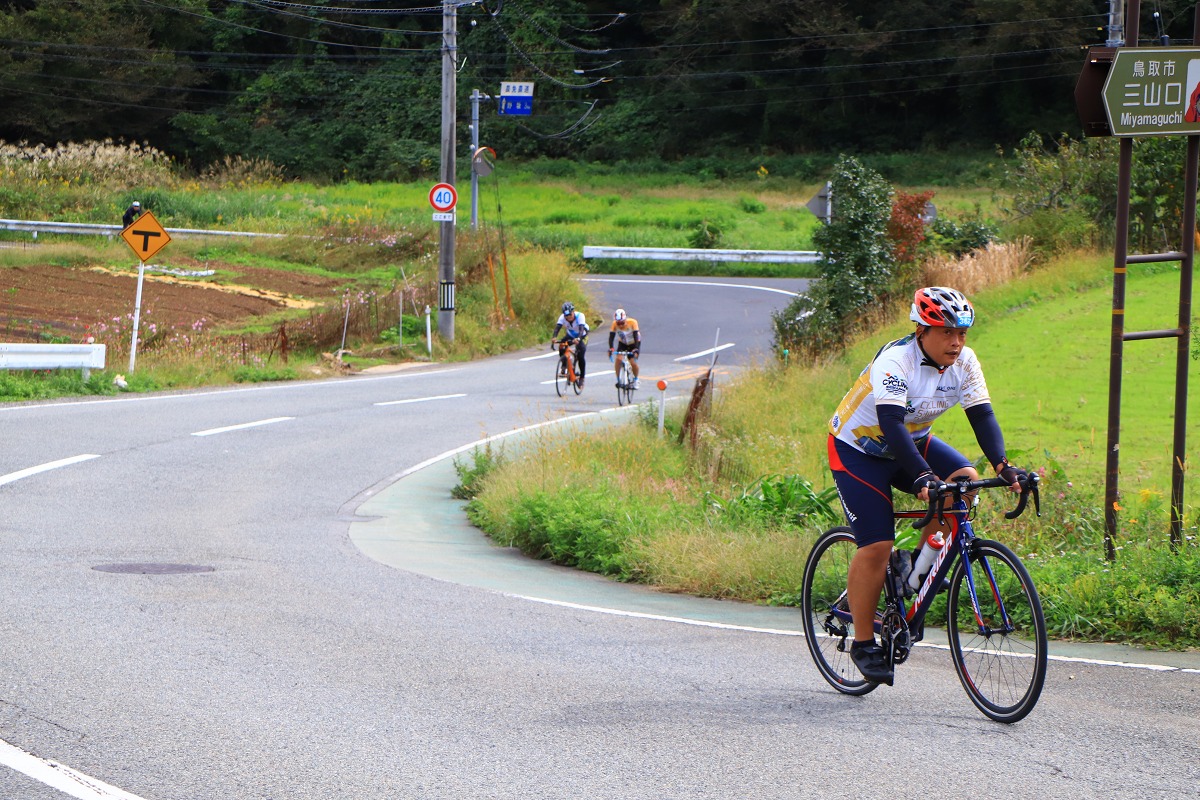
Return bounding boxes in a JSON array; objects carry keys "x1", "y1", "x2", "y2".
[
  {"x1": 912, "y1": 471, "x2": 939, "y2": 497},
  {"x1": 998, "y1": 461, "x2": 1027, "y2": 486}
]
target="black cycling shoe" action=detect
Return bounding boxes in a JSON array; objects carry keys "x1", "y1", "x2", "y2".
[{"x1": 850, "y1": 641, "x2": 895, "y2": 685}]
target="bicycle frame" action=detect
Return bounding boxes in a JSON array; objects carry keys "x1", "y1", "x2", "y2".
[
  {"x1": 558, "y1": 341, "x2": 577, "y2": 383},
  {"x1": 892, "y1": 503, "x2": 970, "y2": 640},
  {"x1": 828, "y1": 478, "x2": 1029, "y2": 658},
  {"x1": 804, "y1": 472, "x2": 1046, "y2": 722}
]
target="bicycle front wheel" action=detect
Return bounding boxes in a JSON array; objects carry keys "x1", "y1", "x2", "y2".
[
  {"x1": 616, "y1": 362, "x2": 630, "y2": 406},
  {"x1": 801, "y1": 527, "x2": 878, "y2": 696},
  {"x1": 947, "y1": 539, "x2": 1047, "y2": 723},
  {"x1": 555, "y1": 357, "x2": 568, "y2": 397}
]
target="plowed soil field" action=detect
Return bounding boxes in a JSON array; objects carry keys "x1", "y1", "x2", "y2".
[{"x1": 1, "y1": 259, "x2": 344, "y2": 342}]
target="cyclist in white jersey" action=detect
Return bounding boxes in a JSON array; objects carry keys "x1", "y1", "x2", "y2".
[
  {"x1": 827, "y1": 286, "x2": 1026, "y2": 685},
  {"x1": 551, "y1": 301, "x2": 590, "y2": 386}
]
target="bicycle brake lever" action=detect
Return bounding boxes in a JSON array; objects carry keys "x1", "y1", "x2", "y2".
[{"x1": 1005, "y1": 473, "x2": 1038, "y2": 519}]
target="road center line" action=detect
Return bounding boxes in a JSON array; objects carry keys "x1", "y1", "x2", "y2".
[
  {"x1": 191, "y1": 417, "x2": 294, "y2": 437},
  {"x1": 0, "y1": 740, "x2": 147, "y2": 800},
  {"x1": 675, "y1": 342, "x2": 736, "y2": 361},
  {"x1": 375, "y1": 393, "x2": 467, "y2": 406},
  {"x1": 0, "y1": 454, "x2": 100, "y2": 487}
]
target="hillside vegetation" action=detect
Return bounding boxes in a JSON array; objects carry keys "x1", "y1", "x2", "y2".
[{"x1": 0, "y1": 2, "x2": 1112, "y2": 178}]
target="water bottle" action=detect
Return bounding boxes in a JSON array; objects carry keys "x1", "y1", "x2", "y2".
[{"x1": 908, "y1": 530, "x2": 946, "y2": 591}]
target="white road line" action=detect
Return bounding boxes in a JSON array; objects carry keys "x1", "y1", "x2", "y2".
[
  {"x1": 0, "y1": 454, "x2": 100, "y2": 487},
  {"x1": 0, "y1": 368, "x2": 464, "y2": 414},
  {"x1": 674, "y1": 342, "x2": 736, "y2": 361},
  {"x1": 387, "y1": 412, "x2": 599, "y2": 483},
  {"x1": 0, "y1": 740, "x2": 147, "y2": 800},
  {"x1": 511, "y1": 595, "x2": 1198, "y2": 673},
  {"x1": 191, "y1": 417, "x2": 294, "y2": 437},
  {"x1": 582, "y1": 277, "x2": 801, "y2": 297},
  {"x1": 519, "y1": 352, "x2": 558, "y2": 361},
  {"x1": 375, "y1": 393, "x2": 467, "y2": 406},
  {"x1": 513, "y1": 595, "x2": 802, "y2": 635}
]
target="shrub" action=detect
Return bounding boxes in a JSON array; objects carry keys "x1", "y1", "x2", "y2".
[
  {"x1": 738, "y1": 195, "x2": 767, "y2": 214},
  {"x1": 928, "y1": 213, "x2": 999, "y2": 258},
  {"x1": 773, "y1": 155, "x2": 895, "y2": 356},
  {"x1": 889, "y1": 190, "x2": 935, "y2": 265},
  {"x1": 688, "y1": 220, "x2": 723, "y2": 249}
]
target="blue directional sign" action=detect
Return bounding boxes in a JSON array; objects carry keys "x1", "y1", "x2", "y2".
[{"x1": 498, "y1": 81, "x2": 534, "y2": 116}]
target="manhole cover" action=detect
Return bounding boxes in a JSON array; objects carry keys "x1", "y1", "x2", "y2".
[{"x1": 92, "y1": 563, "x2": 215, "y2": 575}]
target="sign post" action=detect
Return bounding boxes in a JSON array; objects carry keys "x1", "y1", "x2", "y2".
[{"x1": 118, "y1": 210, "x2": 172, "y2": 373}]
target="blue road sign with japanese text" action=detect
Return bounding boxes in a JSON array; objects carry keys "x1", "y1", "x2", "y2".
[{"x1": 498, "y1": 81, "x2": 534, "y2": 116}]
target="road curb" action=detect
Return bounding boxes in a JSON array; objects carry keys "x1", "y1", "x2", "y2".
[{"x1": 347, "y1": 420, "x2": 1200, "y2": 674}]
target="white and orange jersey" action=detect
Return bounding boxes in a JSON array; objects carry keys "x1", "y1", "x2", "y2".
[
  {"x1": 610, "y1": 317, "x2": 640, "y2": 345},
  {"x1": 829, "y1": 333, "x2": 991, "y2": 459}
]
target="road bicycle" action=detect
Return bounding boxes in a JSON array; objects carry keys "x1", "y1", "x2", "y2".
[
  {"x1": 555, "y1": 340, "x2": 583, "y2": 397},
  {"x1": 612, "y1": 349, "x2": 638, "y2": 406},
  {"x1": 801, "y1": 473, "x2": 1046, "y2": 723}
]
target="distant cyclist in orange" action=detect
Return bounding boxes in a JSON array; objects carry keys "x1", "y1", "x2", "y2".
[{"x1": 607, "y1": 308, "x2": 641, "y2": 389}]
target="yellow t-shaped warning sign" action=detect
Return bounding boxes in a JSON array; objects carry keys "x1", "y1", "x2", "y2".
[{"x1": 120, "y1": 209, "x2": 172, "y2": 262}]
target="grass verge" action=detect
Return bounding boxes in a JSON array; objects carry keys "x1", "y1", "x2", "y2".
[{"x1": 459, "y1": 250, "x2": 1200, "y2": 650}]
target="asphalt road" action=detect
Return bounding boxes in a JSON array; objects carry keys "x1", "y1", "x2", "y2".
[{"x1": 1, "y1": 274, "x2": 1198, "y2": 800}]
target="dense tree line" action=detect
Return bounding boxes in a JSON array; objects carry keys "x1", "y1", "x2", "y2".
[{"x1": 2, "y1": 1, "x2": 1198, "y2": 180}]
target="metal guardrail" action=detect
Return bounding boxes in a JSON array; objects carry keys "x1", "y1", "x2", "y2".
[
  {"x1": 581, "y1": 245, "x2": 819, "y2": 264},
  {"x1": 0, "y1": 343, "x2": 106, "y2": 379},
  {"x1": 0, "y1": 219, "x2": 284, "y2": 240}
]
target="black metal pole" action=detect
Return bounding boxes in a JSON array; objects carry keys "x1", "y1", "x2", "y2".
[
  {"x1": 1171, "y1": 5, "x2": 1200, "y2": 549},
  {"x1": 1104, "y1": 0, "x2": 1141, "y2": 561}
]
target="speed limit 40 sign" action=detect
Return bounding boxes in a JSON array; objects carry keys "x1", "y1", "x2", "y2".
[{"x1": 429, "y1": 183, "x2": 458, "y2": 213}]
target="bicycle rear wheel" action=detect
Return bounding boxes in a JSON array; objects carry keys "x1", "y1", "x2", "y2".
[
  {"x1": 801, "y1": 527, "x2": 878, "y2": 695},
  {"x1": 947, "y1": 539, "x2": 1047, "y2": 723},
  {"x1": 616, "y1": 361, "x2": 631, "y2": 406},
  {"x1": 555, "y1": 356, "x2": 569, "y2": 397}
]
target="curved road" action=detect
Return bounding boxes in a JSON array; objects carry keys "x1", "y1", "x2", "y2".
[{"x1": 1, "y1": 275, "x2": 1197, "y2": 800}]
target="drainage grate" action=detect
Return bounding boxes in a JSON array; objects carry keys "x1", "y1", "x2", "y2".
[{"x1": 92, "y1": 563, "x2": 215, "y2": 575}]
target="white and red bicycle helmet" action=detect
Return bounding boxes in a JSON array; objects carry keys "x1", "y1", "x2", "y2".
[{"x1": 910, "y1": 286, "x2": 974, "y2": 328}]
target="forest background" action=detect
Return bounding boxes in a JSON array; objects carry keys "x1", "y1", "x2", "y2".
[{"x1": 4, "y1": 0, "x2": 1193, "y2": 178}]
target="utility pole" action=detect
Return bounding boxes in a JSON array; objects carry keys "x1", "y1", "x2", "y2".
[
  {"x1": 470, "y1": 88, "x2": 484, "y2": 230},
  {"x1": 438, "y1": 0, "x2": 457, "y2": 341},
  {"x1": 1107, "y1": 0, "x2": 1125, "y2": 47}
]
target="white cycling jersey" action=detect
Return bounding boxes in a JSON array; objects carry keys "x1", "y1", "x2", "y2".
[
  {"x1": 555, "y1": 312, "x2": 589, "y2": 338},
  {"x1": 829, "y1": 333, "x2": 991, "y2": 459}
]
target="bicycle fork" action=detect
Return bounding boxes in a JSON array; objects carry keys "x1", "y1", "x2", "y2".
[{"x1": 957, "y1": 545, "x2": 1017, "y2": 637}]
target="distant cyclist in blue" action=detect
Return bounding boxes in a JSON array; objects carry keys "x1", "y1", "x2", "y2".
[{"x1": 550, "y1": 301, "x2": 590, "y2": 387}]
